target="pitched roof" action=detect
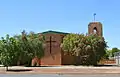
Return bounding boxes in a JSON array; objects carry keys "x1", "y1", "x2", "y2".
[{"x1": 41, "y1": 30, "x2": 69, "y2": 34}]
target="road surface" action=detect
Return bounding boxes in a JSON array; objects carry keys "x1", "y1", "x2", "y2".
[{"x1": 0, "y1": 74, "x2": 120, "y2": 77}]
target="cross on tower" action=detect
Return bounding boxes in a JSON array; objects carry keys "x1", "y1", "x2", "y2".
[{"x1": 93, "y1": 13, "x2": 96, "y2": 21}]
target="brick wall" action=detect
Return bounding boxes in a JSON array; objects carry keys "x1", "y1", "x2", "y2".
[
  {"x1": 40, "y1": 33, "x2": 63, "y2": 66},
  {"x1": 61, "y1": 53, "x2": 75, "y2": 65}
]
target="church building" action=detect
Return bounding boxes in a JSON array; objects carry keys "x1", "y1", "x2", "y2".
[{"x1": 32, "y1": 22, "x2": 103, "y2": 66}]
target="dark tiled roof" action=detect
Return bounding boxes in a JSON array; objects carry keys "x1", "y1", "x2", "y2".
[{"x1": 41, "y1": 30, "x2": 69, "y2": 34}]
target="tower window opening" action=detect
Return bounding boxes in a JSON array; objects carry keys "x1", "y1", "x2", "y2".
[{"x1": 93, "y1": 27, "x2": 97, "y2": 34}]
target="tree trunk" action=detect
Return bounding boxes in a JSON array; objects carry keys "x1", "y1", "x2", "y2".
[
  {"x1": 6, "y1": 66, "x2": 8, "y2": 71},
  {"x1": 17, "y1": 61, "x2": 20, "y2": 66},
  {"x1": 17, "y1": 55, "x2": 21, "y2": 66},
  {"x1": 75, "y1": 56, "x2": 81, "y2": 65}
]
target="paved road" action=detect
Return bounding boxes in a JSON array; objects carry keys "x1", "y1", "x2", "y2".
[{"x1": 0, "y1": 74, "x2": 120, "y2": 77}]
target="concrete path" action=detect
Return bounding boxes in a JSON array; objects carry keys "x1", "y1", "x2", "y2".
[{"x1": 0, "y1": 66, "x2": 120, "y2": 74}]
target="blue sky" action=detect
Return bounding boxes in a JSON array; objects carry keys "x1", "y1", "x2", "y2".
[{"x1": 0, "y1": 0, "x2": 120, "y2": 49}]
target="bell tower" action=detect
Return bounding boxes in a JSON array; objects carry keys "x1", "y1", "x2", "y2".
[{"x1": 88, "y1": 22, "x2": 103, "y2": 36}]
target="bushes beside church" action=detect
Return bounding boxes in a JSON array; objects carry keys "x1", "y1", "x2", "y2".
[
  {"x1": 0, "y1": 30, "x2": 107, "y2": 66},
  {"x1": 0, "y1": 31, "x2": 45, "y2": 66},
  {"x1": 61, "y1": 33, "x2": 107, "y2": 65}
]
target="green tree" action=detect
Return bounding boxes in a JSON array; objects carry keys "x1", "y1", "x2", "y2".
[
  {"x1": 103, "y1": 49, "x2": 111, "y2": 59},
  {"x1": 27, "y1": 31, "x2": 45, "y2": 58},
  {"x1": 61, "y1": 33, "x2": 80, "y2": 55},
  {"x1": 14, "y1": 30, "x2": 45, "y2": 66},
  {"x1": 111, "y1": 48, "x2": 120, "y2": 57},
  {"x1": 104, "y1": 48, "x2": 120, "y2": 59},
  {"x1": 0, "y1": 30, "x2": 45, "y2": 70},
  {"x1": 61, "y1": 33, "x2": 107, "y2": 65},
  {"x1": 0, "y1": 34, "x2": 20, "y2": 70}
]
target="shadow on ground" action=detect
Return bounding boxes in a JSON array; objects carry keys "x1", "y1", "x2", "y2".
[
  {"x1": 27, "y1": 66, "x2": 56, "y2": 67},
  {"x1": 26, "y1": 65, "x2": 118, "y2": 67},
  {"x1": 94, "y1": 64, "x2": 117, "y2": 67},
  {"x1": 7, "y1": 69, "x2": 32, "y2": 72},
  {"x1": 74, "y1": 64, "x2": 118, "y2": 67}
]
